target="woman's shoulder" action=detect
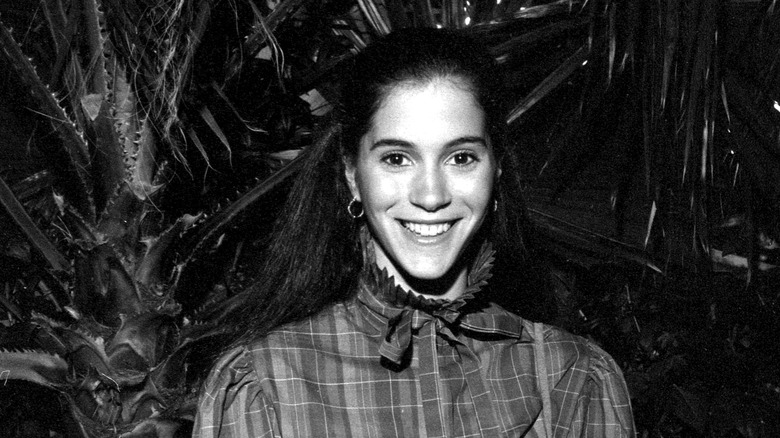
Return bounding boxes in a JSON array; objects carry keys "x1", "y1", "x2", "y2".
[
  {"x1": 528, "y1": 321, "x2": 635, "y2": 434},
  {"x1": 195, "y1": 344, "x2": 284, "y2": 437},
  {"x1": 196, "y1": 345, "x2": 262, "y2": 425},
  {"x1": 199, "y1": 311, "x2": 335, "y2": 391},
  {"x1": 484, "y1": 304, "x2": 606, "y2": 355},
  {"x1": 482, "y1": 303, "x2": 619, "y2": 370},
  {"x1": 201, "y1": 344, "x2": 258, "y2": 393},
  {"x1": 512, "y1": 316, "x2": 624, "y2": 377}
]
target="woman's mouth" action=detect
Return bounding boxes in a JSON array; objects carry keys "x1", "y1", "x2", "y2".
[{"x1": 401, "y1": 221, "x2": 454, "y2": 237}]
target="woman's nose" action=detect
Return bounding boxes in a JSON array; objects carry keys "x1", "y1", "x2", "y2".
[{"x1": 409, "y1": 165, "x2": 451, "y2": 212}]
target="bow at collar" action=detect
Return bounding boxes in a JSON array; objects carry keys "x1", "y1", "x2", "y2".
[{"x1": 356, "y1": 242, "x2": 525, "y2": 366}]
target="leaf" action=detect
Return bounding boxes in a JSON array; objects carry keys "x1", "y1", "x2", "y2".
[
  {"x1": 83, "y1": 96, "x2": 125, "y2": 216},
  {"x1": 0, "y1": 18, "x2": 94, "y2": 219},
  {"x1": 264, "y1": 0, "x2": 308, "y2": 34},
  {"x1": 135, "y1": 213, "x2": 202, "y2": 292},
  {"x1": 245, "y1": 0, "x2": 305, "y2": 57},
  {"x1": 29, "y1": 313, "x2": 114, "y2": 378},
  {"x1": 107, "y1": 312, "x2": 178, "y2": 374},
  {"x1": 606, "y1": 2, "x2": 616, "y2": 87},
  {"x1": 80, "y1": 93, "x2": 104, "y2": 121},
  {"x1": 0, "y1": 175, "x2": 69, "y2": 272},
  {"x1": 78, "y1": 0, "x2": 126, "y2": 216},
  {"x1": 441, "y1": 0, "x2": 464, "y2": 28},
  {"x1": 117, "y1": 376, "x2": 166, "y2": 425},
  {"x1": 659, "y1": 0, "x2": 679, "y2": 111},
  {"x1": 0, "y1": 349, "x2": 69, "y2": 388},
  {"x1": 357, "y1": 0, "x2": 392, "y2": 35},
  {"x1": 43, "y1": 0, "x2": 82, "y2": 89},
  {"x1": 128, "y1": 118, "x2": 163, "y2": 201},
  {"x1": 112, "y1": 60, "x2": 136, "y2": 142},
  {"x1": 490, "y1": 16, "x2": 590, "y2": 58},
  {"x1": 681, "y1": 1, "x2": 719, "y2": 185},
  {"x1": 643, "y1": 200, "x2": 657, "y2": 249},
  {"x1": 83, "y1": 0, "x2": 109, "y2": 96},
  {"x1": 465, "y1": 241, "x2": 495, "y2": 296},
  {"x1": 511, "y1": 0, "x2": 581, "y2": 19},
  {"x1": 0, "y1": 291, "x2": 25, "y2": 321},
  {"x1": 528, "y1": 207, "x2": 663, "y2": 274},
  {"x1": 149, "y1": 322, "x2": 229, "y2": 390},
  {"x1": 199, "y1": 106, "x2": 232, "y2": 163},
  {"x1": 73, "y1": 245, "x2": 144, "y2": 327},
  {"x1": 246, "y1": 0, "x2": 286, "y2": 86},
  {"x1": 507, "y1": 44, "x2": 591, "y2": 124},
  {"x1": 186, "y1": 128, "x2": 213, "y2": 170}
]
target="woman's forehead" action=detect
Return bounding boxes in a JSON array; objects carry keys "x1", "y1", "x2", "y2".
[
  {"x1": 360, "y1": 80, "x2": 489, "y2": 155},
  {"x1": 379, "y1": 75, "x2": 475, "y2": 103},
  {"x1": 373, "y1": 78, "x2": 482, "y2": 125}
]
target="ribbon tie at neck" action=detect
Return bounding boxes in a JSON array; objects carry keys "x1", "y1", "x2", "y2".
[
  {"x1": 375, "y1": 296, "x2": 464, "y2": 365},
  {"x1": 356, "y1": 242, "x2": 522, "y2": 366}
]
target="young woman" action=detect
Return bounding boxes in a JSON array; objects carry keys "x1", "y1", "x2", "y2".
[{"x1": 194, "y1": 28, "x2": 635, "y2": 437}]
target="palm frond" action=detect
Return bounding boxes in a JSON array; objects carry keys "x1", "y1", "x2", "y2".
[
  {"x1": 506, "y1": 44, "x2": 591, "y2": 124},
  {"x1": 0, "y1": 349, "x2": 69, "y2": 388},
  {"x1": 357, "y1": 0, "x2": 392, "y2": 35},
  {"x1": 0, "y1": 18, "x2": 94, "y2": 219},
  {"x1": 0, "y1": 176, "x2": 69, "y2": 273}
]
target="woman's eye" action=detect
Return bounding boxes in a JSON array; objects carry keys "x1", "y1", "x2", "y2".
[
  {"x1": 450, "y1": 152, "x2": 478, "y2": 166},
  {"x1": 381, "y1": 153, "x2": 410, "y2": 166}
]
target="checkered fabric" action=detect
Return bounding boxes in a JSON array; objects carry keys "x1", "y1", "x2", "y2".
[{"x1": 194, "y1": 259, "x2": 635, "y2": 437}]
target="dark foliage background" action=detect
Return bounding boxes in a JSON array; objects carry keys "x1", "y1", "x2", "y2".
[{"x1": 0, "y1": 0, "x2": 778, "y2": 436}]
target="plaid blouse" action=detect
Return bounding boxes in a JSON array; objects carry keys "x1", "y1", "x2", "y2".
[{"x1": 194, "y1": 249, "x2": 635, "y2": 437}]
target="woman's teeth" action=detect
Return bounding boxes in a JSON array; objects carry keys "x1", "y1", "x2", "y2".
[{"x1": 402, "y1": 221, "x2": 451, "y2": 237}]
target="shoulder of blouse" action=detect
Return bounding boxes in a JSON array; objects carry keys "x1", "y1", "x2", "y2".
[
  {"x1": 529, "y1": 321, "x2": 635, "y2": 435},
  {"x1": 201, "y1": 345, "x2": 257, "y2": 393},
  {"x1": 194, "y1": 345, "x2": 269, "y2": 437},
  {"x1": 525, "y1": 321, "x2": 620, "y2": 371}
]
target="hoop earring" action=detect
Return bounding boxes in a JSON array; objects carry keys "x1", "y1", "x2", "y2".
[{"x1": 348, "y1": 197, "x2": 364, "y2": 219}]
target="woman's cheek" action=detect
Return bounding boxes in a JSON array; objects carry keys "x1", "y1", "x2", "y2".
[
  {"x1": 455, "y1": 173, "x2": 492, "y2": 213},
  {"x1": 363, "y1": 169, "x2": 404, "y2": 208}
]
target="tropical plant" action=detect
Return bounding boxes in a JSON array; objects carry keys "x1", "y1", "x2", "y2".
[
  {"x1": 0, "y1": 0, "x2": 308, "y2": 435},
  {"x1": 0, "y1": 0, "x2": 778, "y2": 437},
  {"x1": 509, "y1": 0, "x2": 780, "y2": 435}
]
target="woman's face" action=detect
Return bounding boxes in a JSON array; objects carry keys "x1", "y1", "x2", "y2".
[{"x1": 345, "y1": 79, "x2": 500, "y2": 297}]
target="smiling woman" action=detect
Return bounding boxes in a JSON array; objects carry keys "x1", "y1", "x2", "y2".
[
  {"x1": 345, "y1": 79, "x2": 499, "y2": 299},
  {"x1": 194, "y1": 28, "x2": 635, "y2": 437}
]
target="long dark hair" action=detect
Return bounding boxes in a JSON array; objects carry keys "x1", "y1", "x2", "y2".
[{"x1": 230, "y1": 27, "x2": 537, "y2": 345}]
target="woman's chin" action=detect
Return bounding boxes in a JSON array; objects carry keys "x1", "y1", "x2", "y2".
[
  {"x1": 403, "y1": 266, "x2": 448, "y2": 281},
  {"x1": 397, "y1": 260, "x2": 454, "y2": 282},
  {"x1": 396, "y1": 261, "x2": 467, "y2": 298}
]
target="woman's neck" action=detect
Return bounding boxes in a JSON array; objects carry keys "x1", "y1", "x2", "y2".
[{"x1": 373, "y1": 248, "x2": 468, "y2": 301}]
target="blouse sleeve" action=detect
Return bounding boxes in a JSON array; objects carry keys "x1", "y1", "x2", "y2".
[
  {"x1": 193, "y1": 346, "x2": 279, "y2": 438},
  {"x1": 572, "y1": 340, "x2": 636, "y2": 437}
]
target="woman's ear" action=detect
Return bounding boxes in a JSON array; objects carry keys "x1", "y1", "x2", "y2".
[{"x1": 343, "y1": 158, "x2": 361, "y2": 201}]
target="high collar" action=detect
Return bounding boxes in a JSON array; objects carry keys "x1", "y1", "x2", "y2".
[{"x1": 355, "y1": 241, "x2": 528, "y2": 366}]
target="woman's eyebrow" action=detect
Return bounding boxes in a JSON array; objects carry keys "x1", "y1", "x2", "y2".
[
  {"x1": 444, "y1": 136, "x2": 487, "y2": 148},
  {"x1": 370, "y1": 139, "x2": 414, "y2": 150},
  {"x1": 370, "y1": 136, "x2": 487, "y2": 150}
]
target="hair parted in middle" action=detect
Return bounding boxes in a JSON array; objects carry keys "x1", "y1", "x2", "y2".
[{"x1": 228, "y1": 27, "x2": 542, "y2": 346}]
